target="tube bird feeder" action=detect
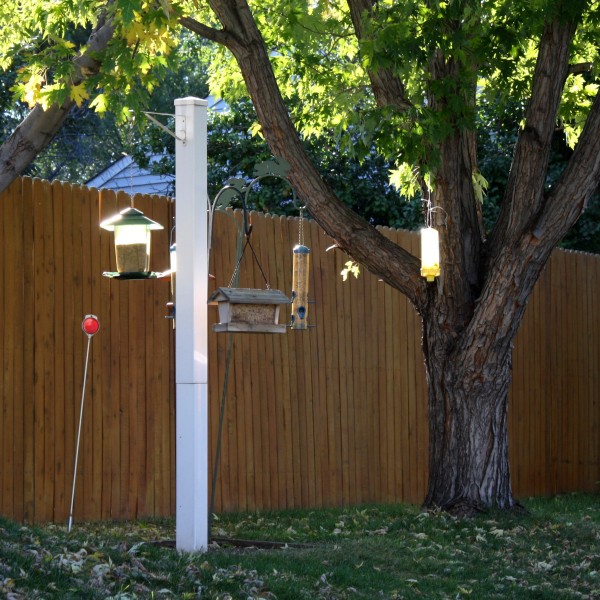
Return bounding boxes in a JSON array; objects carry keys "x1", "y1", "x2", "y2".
[{"x1": 291, "y1": 244, "x2": 311, "y2": 329}]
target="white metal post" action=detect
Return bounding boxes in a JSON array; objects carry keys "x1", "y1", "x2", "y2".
[{"x1": 175, "y1": 97, "x2": 209, "y2": 552}]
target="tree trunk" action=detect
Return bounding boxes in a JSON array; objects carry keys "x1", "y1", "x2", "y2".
[
  {"x1": 422, "y1": 319, "x2": 516, "y2": 514},
  {"x1": 0, "y1": 12, "x2": 115, "y2": 194}
]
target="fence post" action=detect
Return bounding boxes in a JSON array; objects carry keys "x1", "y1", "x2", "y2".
[{"x1": 174, "y1": 97, "x2": 209, "y2": 552}]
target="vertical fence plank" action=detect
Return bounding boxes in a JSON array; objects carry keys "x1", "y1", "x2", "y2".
[
  {"x1": 2, "y1": 178, "x2": 16, "y2": 519},
  {"x1": 69, "y1": 182, "x2": 85, "y2": 523},
  {"x1": 21, "y1": 179, "x2": 36, "y2": 523},
  {"x1": 563, "y1": 252, "x2": 577, "y2": 491},
  {"x1": 87, "y1": 184, "x2": 102, "y2": 520},
  {"x1": 0, "y1": 178, "x2": 5, "y2": 518},
  {"x1": 381, "y1": 230, "x2": 396, "y2": 502},
  {"x1": 588, "y1": 252, "x2": 595, "y2": 488},
  {"x1": 575, "y1": 252, "x2": 588, "y2": 490},
  {"x1": 405, "y1": 232, "x2": 420, "y2": 503},
  {"x1": 31, "y1": 179, "x2": 48, "y2": 522},
  {"x1": 272, "y1": 214, "x2": 288, "y2": 507},
  {"x1": 546, "y1": 252, "x2": 560, "y2": 494},
  {"x1": 79, "y1": 183, "x2": 94, "y2": 521},
  {"x1": 61, "y1": 184, "x2": 76, "y2": 522},
  {"x1": 11, "y1": 179, "x2": 25, "y2": 522},
  {"x1": 590, "y1": 253, "x2": 600, "y2": 489},
  {"x1": 51, "y1": 181, "x2": 66, "y2": 520},
  {"x1": 309, "y1": 226, "x2": 326, "y2": 506},
  {"x1": 207, "y1": 215, "x2": 221, "y2": 513},
  {"x1": 290, "y1": 214, "x2": 308, "y2": 506},
  {"x1": 265, "y1": 214, "x2": 287, "y2": 508}
]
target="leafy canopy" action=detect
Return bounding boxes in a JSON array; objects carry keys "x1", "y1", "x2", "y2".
[
  {"x1": 0, "y1": 0, "x2": 181, "y2": 120},
  {"x1": 1, "y1": 0, "x2": 599, "y2": 199},
  {"x1": 198, "y1": 1, "x2": 599, "y2": 170}
]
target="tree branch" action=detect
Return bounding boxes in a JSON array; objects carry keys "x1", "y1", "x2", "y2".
[
  {"x1": 487, "y1": 17, "x2": 578, "y2": 260},
  {"x1": 568, "y1": 62, "x2": 593, "y2": 75},
  {"x1": 455, "y1": 15, "x2": 591, "y2": 373},
  {"x1": 534, "y1": 88, "x2": 600, "y2": 245},
  {"x1": 346, "y1": 0, "x2": 412, "y2": 111},
  {"x1": 0, "y1": 14, "x2": 116, "y2": 194},
  {"x1": 179, "y1": 16, "x2": 236, "y2": 47},
  {"x1": 206, "y1": 0, "x2": 426, "y2": 309}
]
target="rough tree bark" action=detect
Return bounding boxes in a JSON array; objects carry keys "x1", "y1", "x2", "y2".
[
  {"x1": 0, "y1": 11, "x2": 115, "y2": 193},
  {"x1": 184, "y1": 0, "x2": 600, "y2": 513}
]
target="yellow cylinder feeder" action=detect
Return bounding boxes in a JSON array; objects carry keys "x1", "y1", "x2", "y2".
[
  {"x1": 291, "y1": 244, "x2": 311, "y2": 329},
  {"x1": 420, "y1": 226, "x2": 441, "y2": 282}
]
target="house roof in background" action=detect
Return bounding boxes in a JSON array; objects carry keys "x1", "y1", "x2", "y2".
[{"x1": 86, "y1": 154, "x2": 174, "y2": 197}]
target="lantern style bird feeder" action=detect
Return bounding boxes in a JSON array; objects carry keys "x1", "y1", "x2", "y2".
[
  {"x1": 420, "y1": 226, "x2": 441, "y2": 282},
  {"x1": 209, "y1": 287, "x2": 291, "y2": 334},
  {"x1": 291, "y1": 244, "x2": 311, "y2": 329},
  {"x1": 100, "y1": 207, "x2": 164, "y2": 278}
]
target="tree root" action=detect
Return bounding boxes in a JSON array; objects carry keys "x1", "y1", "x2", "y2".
[{"x1": 424, "y1": 497, "x2": 529, "y2": 519}]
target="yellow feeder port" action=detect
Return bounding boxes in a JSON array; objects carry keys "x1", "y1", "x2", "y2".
[{"x1": 291, "y1": 244, "x2": 311, "y2": 329}]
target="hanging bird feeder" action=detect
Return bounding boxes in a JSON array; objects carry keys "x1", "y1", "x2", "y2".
[
  {"x1": 291, "y1": 205, "x2": 311, "y2": 330},
  {"x1": 420, "y1": 226, "x2": 441, "y2": 282},
  {"x1": 100, "y1": 207, "x2": 164, "y2": 279},
  {"x1": 209, "y1": 287, "x2": 291, "y2": 333},
  {"x1": 291, "y1": 244, "x2": 311, "y2": 329},
  {"x1": 208, "y1": 159, "x2": 297, "y2": 335}
]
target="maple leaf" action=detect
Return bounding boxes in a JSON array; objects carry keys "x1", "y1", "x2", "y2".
[
  {"x1": 69, "y1": 83, "x2": 89, "y2": 107},
  {"x1": 89, "y1": 93, "x2": 108, "y2": 113}
]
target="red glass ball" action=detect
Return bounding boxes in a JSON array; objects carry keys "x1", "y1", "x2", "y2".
[{"x1": 82, "y1": 315, "x2": 100, "y2": 336}]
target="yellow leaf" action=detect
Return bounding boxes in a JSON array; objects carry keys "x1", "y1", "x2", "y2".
[
  {"x1": 24, "y1": 88, "x2": 38, "y2": 108},
  {"x1": 69, "y1": 83, "x2": 89, "y2": 107},
  {"x1": 21, "y1": 71, "x2": 45, "y2": 108},
  {"x1": 249, "y1": 121, "x2": 263, "y2": 139},
  {"x1": 89, "y1": 93, "x2": 108, "y2": 113},
  {"x1": 125, "y1": 21, "x2": 146, "y2": 45}
]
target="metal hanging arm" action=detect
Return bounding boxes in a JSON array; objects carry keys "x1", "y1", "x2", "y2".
[
  {"x1": 210, "y1": 184, "x2": 252, "y2": 238},
  {"x1": 142, "y1": 111, "x2": 186, "y2": 141},
  {"x1": 209, "y1": 157, "x2": 310, "y2": 291}
]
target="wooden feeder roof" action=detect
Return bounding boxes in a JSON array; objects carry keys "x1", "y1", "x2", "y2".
[{"x1": 208, "y1": 287, "x2": 291, "y2": 305}]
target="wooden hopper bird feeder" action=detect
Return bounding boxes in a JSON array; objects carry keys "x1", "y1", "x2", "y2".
[{"x1": 209, "y1": 287, "x2": 291, "y2": 333}]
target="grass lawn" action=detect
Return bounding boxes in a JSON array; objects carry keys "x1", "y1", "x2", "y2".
[{"x1": 0, "y1": 494, "x2": 598, "y2": 599}]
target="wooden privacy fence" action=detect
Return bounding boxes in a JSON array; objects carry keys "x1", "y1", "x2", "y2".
[{"x1": 0, "y1": 177, "x2": 599, "y2": 524}]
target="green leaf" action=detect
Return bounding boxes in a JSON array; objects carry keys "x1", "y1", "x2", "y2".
[
  {"x1": 253, "y1": 157, "x2": 291, "y2": 179},
  {"x1": 472, "y1": 170, "x2": 489, "y2": 204}
]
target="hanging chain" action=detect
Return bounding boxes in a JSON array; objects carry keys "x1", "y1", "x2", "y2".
[
  {"x1": 129, "y1": 157, "x2": 135, "y2": 208},
  {"x1": 298, "y1": 206, "x2": 305, "y2": 246},
  {"x1": 425, "y1": 188, "x2": 433, "y2": 228},
  {"x1": 424, "y1": 185, "x2": 448, "y2": 228},
  {"x1": 223, "y1": 167, "x2": 300, "y2": 291},
  {"x1": 126, "y1": 119, "x2": 135, "y2": 208},
  {"x1": 227, "y1": 236, "x2": 271, "y2": 290}
]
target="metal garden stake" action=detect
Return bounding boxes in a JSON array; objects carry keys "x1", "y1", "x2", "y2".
[{"x1": 68, "y1": 315, "x2": 100, "y2": 532}]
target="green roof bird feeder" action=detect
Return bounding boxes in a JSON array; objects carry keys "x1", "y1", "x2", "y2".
[{"x1": 101, "y1": 207, "x2": 164, "y2": 279}]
